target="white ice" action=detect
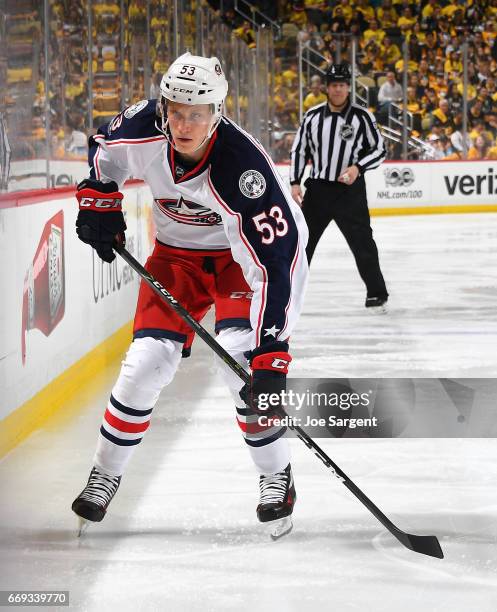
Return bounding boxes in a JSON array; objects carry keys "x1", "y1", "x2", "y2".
[{"x1": 1, "y1": 213, "x2": 497, "y2": 611}]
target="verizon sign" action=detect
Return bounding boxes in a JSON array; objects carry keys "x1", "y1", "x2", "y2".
[
  {"x1": 365, "y1": 161, "x2": 497, "y2": 210},
  {"x1": 444, "y1": 168, "x2": 497, "y2": 196}
]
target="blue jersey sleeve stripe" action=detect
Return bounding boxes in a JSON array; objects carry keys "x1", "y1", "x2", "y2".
[
  {"x1": 279, "y1": 236, "x2": 302, "y2": 338},
  {"x1": 226, "y1": 123, "x2": 300, "y2": 341},
  {"x1": 207, "y1": 173, "x2": 269, "y2": 345}
]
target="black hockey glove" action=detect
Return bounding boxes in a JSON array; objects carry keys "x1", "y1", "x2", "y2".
[
  {"x1": 240, "y1": 341, "x2": 292, "y2": 416},
  {"x1": 76, "y1": 178, "x2": 126, "y2": 263}
]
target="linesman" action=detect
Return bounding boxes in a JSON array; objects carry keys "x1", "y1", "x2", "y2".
[{"x1": 290, "y1": 63, "x2": 389, "y2": 310}]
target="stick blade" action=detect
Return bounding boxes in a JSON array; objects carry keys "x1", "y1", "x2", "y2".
[{"x1": 394, "y1": 530, "x2": 444, "y2": 559}]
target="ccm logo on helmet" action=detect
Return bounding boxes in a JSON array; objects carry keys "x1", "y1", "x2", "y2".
[
  {"x1": 79, "y1": 197, "x2": 122, "y2": 209},
  {"x1": 172, "y1": 87, "x2": 194, "y2": 93}
]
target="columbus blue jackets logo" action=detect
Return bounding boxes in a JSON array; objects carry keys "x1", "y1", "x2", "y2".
[
  {"x1": 239, "y1": 170, "x2": 266, "y2": 199},
  {"x1": 155, "y1": 197, "x2": 222, "y2": 226},
  {"x1": 339, "y1": 124, "x2": 354, "y2": 140},
  {"x1": 124, "y1": 99, "x2": 148, "y2": 119}
]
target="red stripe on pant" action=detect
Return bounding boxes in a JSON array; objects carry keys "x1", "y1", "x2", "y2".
[
  {"x1": 104, "y1": 409, "x2": 151, "y2": 434},
  {"x1": 236, "y1": 416, "x2": 281, "y2": 434}
]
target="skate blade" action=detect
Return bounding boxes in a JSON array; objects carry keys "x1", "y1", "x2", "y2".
[
  {"x1": 367, "y1": 304, "x2": 387, "y2": 314},
  {"x1": 77, "y1": 517, "x2": 90, "y2": 538},
  {"x1": 269, "y1": 516, "x2": 293, "y2": 541}
]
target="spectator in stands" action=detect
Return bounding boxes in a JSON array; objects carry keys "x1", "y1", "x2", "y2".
[
  {"x1": 409, "y1": 73, "x2": 426, "y2": 100},
  {"x1": 234, "y1": 20, "x2": 256, "y2": 49},
  {"x1": 51, "y1": 130, "x2": 65, "y2": 158},
  {"x1": 376, "y1": 0, "x2": 398, "y2": 29},
  {"x1": 303, "y1": 74, "x2": 326, "y2": 112},
  {"x1": 422, "y1": 0, "x2": 441, "y2": 21},
  {"x1": 450, "y1": 113, "x2": 472, "y2": 155},
  {"x1": 476, "y1": 59, "x2": 492, "y2": 84},
  {"x1": 424, "y1": 5, "x2": 443, "y2": 33},
  {"x1": 355, "y1": 0, "x2": 375, "y2": 22},
  {"x1": 437, "y1": 15, "x2": 454, "y2": 47},
  {"x1": 398, "y1": 7, "x2": 416, "y2": 36},
  {"x1": 444, "y1": 50, "x2": 463, "y2": 76},
  {"x1": 381, "y1": 37, "x2": 401, "y2": 68},
  {"x1": 304, "y1": 1, "x2": 326, "y2": 28},
  {"x1": 433, "y1": 73, "x2": 448, "y2": 98},
  {"x1": 469, "y1": 120, "x2": 494, "y2": 145},
  {"x1": 486, "y1": 76, "x2": 497, "y2": 101},
  {"x1": 422, "y1": 31, "x2": 438, "y2": 57},
  {"x1": 332, "y1": 0, "x2": 353, "y2": 21},
  {"x1": 445, "y1": 82, "x2": 463, "y2": 114},
  {"x1": 484, "y1": 20, "x2": 497, "y2": 46},
  {"x1": 394, "y1": 55, "x2": 419, "y2": 73},
  {"x1": 468, "y1": 98, "x2": 485, "y2": 128},
  {"x1": 349, "y1": 9, "x2": 368, "y2": 34},
  {"x1": 298, "y1": 22, "x2": 323, "y2": 51},
  {"x1": 129, "y1": 1, "x2": 147, "y2": 33},
  {"x1": 67, "y1": 118, "x2": 87, "y2": 157},
  {"x1": 404, "y1": 86, "x2": 423, "y2": 132},
  {"x1": 151, "y1": 4, "x2": 168, "y2": 45},
  {"x1": 363, "y1": 20, "x2": 385, "y2": 47},
  {"x1": 422, "y1": 88, "x2": 439, "y2": 116},
  {"x1": 377, "y1": 71, "x2": 403, "y2": 119},
  {"x1": 427, "y1": 134, "x2": 446, "y2": 160},
  {"x1": 477, "y1": 86, "x2": 494, "y2": 117},
  {"x1": 492, "y1": 34, "x2": 497, "y2": 63},
  {"x1": 468, "y1": 133, "x2": 497, "y2": 159},
  {"x1": 359, "y1": 42, "x2": 384, "y2": 74},
  {"x1": 282, "y1": 62, "x2": 299, "y2": 88},
  {"x1": 486, "y1": 112, "x2": 497, "y2": 140},
  {"x1": 407, "y1": 34, "x2": 422, "y2": 63},
  {"x1": 150, "y1": 72, "x2": 162, "y2": 99},
  {"x1": 329, "y1": 6, "x2": 347, "y2": 33},
  {"x1": 431, "y1": 98, "x2": 451, "y2": 129},
  {"x1": 439, "y1": 134, "x2": 457, "y2": 158},
  {"x1": 409, "y1": 22, "x2": 426, "y2": 45},
  {"x1": 288, "y1": 3, "x2": 307, "y2": 28}
]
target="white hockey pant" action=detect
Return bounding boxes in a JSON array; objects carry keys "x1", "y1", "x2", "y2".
[{"x1": 94, "y1": 330, "x2": 289, "y2": 477}]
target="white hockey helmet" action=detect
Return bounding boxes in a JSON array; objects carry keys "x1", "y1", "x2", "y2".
[{"x1": 160, "y1": 52, "x2": 228, "y2": 116}]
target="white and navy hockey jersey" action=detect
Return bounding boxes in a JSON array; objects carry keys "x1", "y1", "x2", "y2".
[{"x1": 87, "y1": 99, "x2": 309, "y2": 348}]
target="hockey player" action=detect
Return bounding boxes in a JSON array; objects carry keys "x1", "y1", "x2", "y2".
[{"x1": 72, "y1": 53, "x2": 308, "y2": 539}]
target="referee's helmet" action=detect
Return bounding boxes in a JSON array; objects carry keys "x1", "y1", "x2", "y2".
[{"x1": 325, "y1": 63, "x2": 352, "y2": 84}]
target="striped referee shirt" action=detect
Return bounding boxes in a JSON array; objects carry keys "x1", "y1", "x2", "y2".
[{"x1": 290, "y1": 99, "x2": 386, "y2": 184}]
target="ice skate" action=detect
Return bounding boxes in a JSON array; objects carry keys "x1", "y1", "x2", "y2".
[
  {"x1": 72, "y1": 467, "x2": 121, "y2": 535},
  {"x1": 365, "y1": 296, "x2": 388, "y2": 313},
  {"x1": 257, "y1": 464, "x2": 296, "y2": 541}
]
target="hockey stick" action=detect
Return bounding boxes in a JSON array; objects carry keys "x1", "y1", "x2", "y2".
[{"x1": 115, "y1": 244, "x2": 444, "y2": 559}]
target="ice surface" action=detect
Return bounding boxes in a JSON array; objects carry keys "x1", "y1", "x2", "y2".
[{"x1": 1, "y1": 214, "x2": 496, "y2": 611}]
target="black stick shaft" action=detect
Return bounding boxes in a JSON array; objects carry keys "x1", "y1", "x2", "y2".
[{"x1": 115, "y1": 244, "x2": 443, "y2": 559}]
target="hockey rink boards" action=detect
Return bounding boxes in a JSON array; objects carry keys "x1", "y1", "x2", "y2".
[{"x1": 1, "y1": 213, "x2": 496, "y2": 611}]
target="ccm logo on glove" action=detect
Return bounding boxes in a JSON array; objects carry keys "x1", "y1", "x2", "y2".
[
  {"x1": 78, "y1": 195, "x2": 123, "y2": 210},
  {"x1": 251, "y1": 351, "x2": 292, "y2": 374},
  {"x1": 271, "y1": 357, "x2": 291, "y2": 370},
  {"x1": 75, "y1": 179, "x2": 126, "y2": 263}
]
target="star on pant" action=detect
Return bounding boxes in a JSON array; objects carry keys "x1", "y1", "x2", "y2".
[{"x1": 263, "y1": 325, "x2": 280, "y2": 338}]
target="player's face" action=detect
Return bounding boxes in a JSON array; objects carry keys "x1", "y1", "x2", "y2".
[
  {"x1": 327, "y1": 82, "x2": 350, "y2": 109},
  {"x1": 166, "y1": 102, "x2": 214, "y2": 157}
]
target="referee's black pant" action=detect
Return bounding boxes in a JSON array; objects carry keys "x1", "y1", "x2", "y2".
[{"x1": 302, "y1": 177, "x2": 388, "y2": 299}]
